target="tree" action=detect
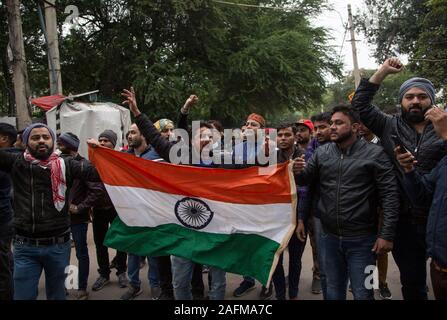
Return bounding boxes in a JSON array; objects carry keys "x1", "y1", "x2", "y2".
[
  {"x1": 326, "y1": 68, "x2": 417, "y2": 115},
  {"x1": 356, "y1": 0, "x2": 447, "y2": 92},
  {"x1": 1, "y1": 0, "x2": 341, "y2": 128},
  {"x1": 413, "y1": 0, "x2": 447, "y2": 90},
  {"x1": 6, "y1": 0, "x2": 32, "y2": 129}
]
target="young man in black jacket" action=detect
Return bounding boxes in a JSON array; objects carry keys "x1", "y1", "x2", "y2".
[
  {"x1": 57, "y1": 132, "x2": 104, "y2": 300},
  {"x1": 271, "y1": 123, "x2": 307, "y2": 300},
  {"x1": 90, "y1": 130, "x2": 129, "y2": 291},
  {"x1": 0, "y1": 123, "x2": 99, "y2": 300},
  {"x1": 293, "y1": 105, "x2": 399, "y2": 300},
  {"x1": 351, "y1": 58, "x2": 447, "y2": 299}
]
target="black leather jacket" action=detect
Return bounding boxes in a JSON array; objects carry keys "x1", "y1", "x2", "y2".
[
  {"x1": 0, "y1": 150, "x2": 100, "y2": 237},
  {"x1": 296, "y1": 139, "x2": 399, "y2": 241},
  {"x1": 351, "y1": 78, "x2": 447, "y2": 219}
]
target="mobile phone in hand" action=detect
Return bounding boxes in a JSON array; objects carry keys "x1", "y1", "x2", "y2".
[{"x1": 391, "y1": 134, "x2": 409, "y2": 154}]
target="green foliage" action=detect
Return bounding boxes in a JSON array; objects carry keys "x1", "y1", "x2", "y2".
[
  {"x1": 356, "y1": 0, "x2": 447, "y2": 92},
  {"x1": 326, "y1": 69, "x2": 417, "y2": 114},
  {"x1": 413, "y1": 0, "x2": 447, "y2": 90},
  {"x1": 1, "y1": 0, "x2": 341, "y2": 127}
]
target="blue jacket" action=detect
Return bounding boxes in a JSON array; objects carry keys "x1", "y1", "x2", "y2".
[
  {"x1": 403, "y1": 152, "x2": 447, "y2": 268},
  {"x1": 127, "y1": 146, "x2": 162, "y2": 161},
  {"x1": 232, "y1": 140, "x2": 264, "y2": 165}
]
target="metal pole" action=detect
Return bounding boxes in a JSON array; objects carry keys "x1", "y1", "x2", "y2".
[{"x1": 348, "y1": 4, "x2": 361, "y2": 88}]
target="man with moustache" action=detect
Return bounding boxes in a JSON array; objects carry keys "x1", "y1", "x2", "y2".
[
  {"x1": 271, "y1": 123, "x2": 308, "y2": 300},
  {"x1": 312, "y1": 112, "x2": 332, "y2": 146},
  {"x1": 293, "y1": 105, "x2": 399, "y2": 300},
  {"x1": 351, "y1": 57, "x2": 447, "y2": 300},
  {"x1": 296, "y1": 111, "x2": 332, "y2": 297},
  {"x1": 119, "y1": 123, "x2": 162, "y2": 300},
  {"x1": 295, "y1": 119, "x2": 314, "y2": 151},
  {"x1": 0, "y1": 123, "x2": 99, "y2": 300}
]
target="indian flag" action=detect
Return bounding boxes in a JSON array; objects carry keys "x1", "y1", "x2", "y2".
[{"x1": 89, "y1": 147, "x2": 297, "y2": 285}]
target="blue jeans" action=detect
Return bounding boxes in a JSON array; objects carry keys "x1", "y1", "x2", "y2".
[
  {"x1": 128, "y1": 254, "x2": 160, "y2": 289},
  {"x1": 71, "y1": 223, "x2": 89, "y2": 291},
  {"x1": 13, "y1": 240, "x2": 70, "y2": 300},
  {"x1": 171, "y1": 256, "x2": 226, "y2": 300},
  {"x1": 313, "y1": 217, "x2": 327, "y2": 298},
  {"x1": 322, "y1": 232, "x2": 376, "y2": 300},
  {"x1": 392, "y1": 220, "x2": 428, "y2": 300},
  {"x1": 272, "y1": 231, "x2": 306, "y2": 299}
]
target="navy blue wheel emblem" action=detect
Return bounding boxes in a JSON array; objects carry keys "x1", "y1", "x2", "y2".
[{"x1": 174, "y1": 197, "x2": 214, "y2": 230}]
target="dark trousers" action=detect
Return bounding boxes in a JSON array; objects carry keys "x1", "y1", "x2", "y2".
[
  {"x1": 430, "y1": 261, "x2": 447, "y2": 300},
  {"x1": 191, "y1": 263, "x2": 205, "y2": 299},
  {"x1": 392, "y1": 220, "x2": 428, "y2": 300},
  {"x1": 92, "y1": 208, "x2": 127, "y2": 278},
  {"x1": 71, "y1": 223, "x2": 89, "y2": 290},
  {"x1": 307, "y1": 217, "x2": 320, "y2": 278},
  {"x1": 157, "y1": 255, "x2": 174, "y2": 298},
  {"x1": 272, "y1": 232, "x2": 307, "y2": 299},
  {"x1": 0, "y1": 237, "x2": 13, "y2": 300}
]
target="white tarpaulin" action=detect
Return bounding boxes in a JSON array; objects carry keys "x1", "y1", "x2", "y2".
[
  {"x1": 0, "y1": 117, "x2": 16, "y2": 127},
  {"x1": 46, "y1": 101, "x2": 131, "y2": 159}
]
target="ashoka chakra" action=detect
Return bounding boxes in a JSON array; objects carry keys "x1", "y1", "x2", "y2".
[{"x1": 174, "y1": 197, "x2": 214, "y2": 230}]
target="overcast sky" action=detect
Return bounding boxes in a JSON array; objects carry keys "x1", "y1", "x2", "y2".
[{"x1": 312, "y1": 0, "x2": 379, "y2": 79}]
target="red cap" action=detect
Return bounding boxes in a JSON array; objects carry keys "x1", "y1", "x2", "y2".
[
  {"x1": 247, "y1": 113, "x2": 266, "y2": 128},
  {"x1": 296, "y1": 119, "x2": 314, "y2": 132}
]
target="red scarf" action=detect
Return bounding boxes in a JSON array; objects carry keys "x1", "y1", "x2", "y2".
[{"x1": 24, "y1": 150, "x2": 67, "y2": 212}]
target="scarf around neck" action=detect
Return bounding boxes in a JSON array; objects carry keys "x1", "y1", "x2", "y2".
[{"x1": 24, "y1": 150, "x2": 67, "y2": 212}]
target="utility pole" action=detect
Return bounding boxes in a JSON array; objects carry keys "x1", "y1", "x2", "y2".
[
  {"x1": 348, "y1": 4, "x2": 361, "y2": 89},
  {"x1": 6, "y1": 0, "x2": 32, "y2": 129},
  {"x1": 43, "y1": 0, "x2": 63, "y2": 94}
]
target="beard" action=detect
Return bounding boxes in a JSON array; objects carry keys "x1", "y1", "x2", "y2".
[
  {"x1": 29, "y1": 144, "x2": 52, "y2": 160},
  {"x1": 402, "y1": 104, "x2": 429, "y2": 124},
  {"x1": 297, "y1": 136, "x2": 310, "y2": 144},
  {"x1": 332, "y1": 130, "x2": 353, "y2": 144},
  {"x1": 129, "y1": 138, "x2": 142, "y2": 149}
]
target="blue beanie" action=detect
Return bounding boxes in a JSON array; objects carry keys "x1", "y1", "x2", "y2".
[
  {"x1": 57, "y1": 132, "x2": 80, "y2": 152},
  {"x1": 22, "y1": 123, "x2": 56, "y2": 148},
  {"x1": 399, "y1": 77, "x2": 436, "y2": 104}
]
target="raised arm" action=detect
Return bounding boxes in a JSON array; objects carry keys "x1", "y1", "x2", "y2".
[
  {"x1": 177, "y1": 95, "x2": 199, "y2": 131},
  {"x1": 122, "y1": 87, "x2": 176, "y2": 162},
  {"x1": 351, "y1": 58, "x2": 403, "y2": 137}
]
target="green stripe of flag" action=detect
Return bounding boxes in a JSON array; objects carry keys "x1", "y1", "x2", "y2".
[{"x1": 104, "y1": 217, "x2": 280, "y2": 285}]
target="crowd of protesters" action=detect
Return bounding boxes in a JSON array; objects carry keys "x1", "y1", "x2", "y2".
[{"x1": 0, "y1": 57, "x2": 446, "y2": 301}]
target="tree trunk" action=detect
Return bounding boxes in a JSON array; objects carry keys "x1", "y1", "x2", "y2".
[
  {"x1": 6, "y1": 0, "x2": 32, "y2": 129},
  {"x1": 44, "y1": 0, "x2": 63, "y2": 95}
]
